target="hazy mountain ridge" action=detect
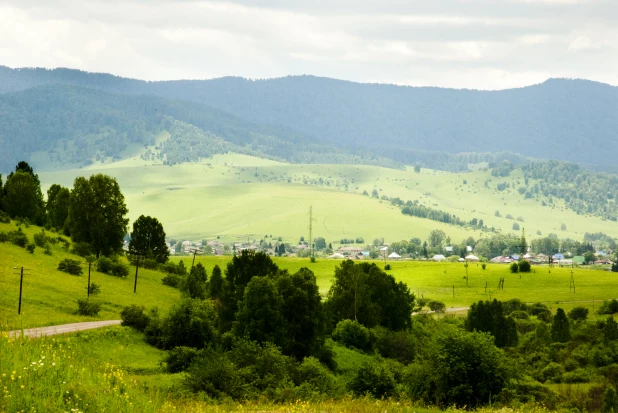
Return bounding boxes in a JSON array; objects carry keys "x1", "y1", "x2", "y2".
[{"x1": 1, "y1": 66, "x2": 617, "y2": 171}]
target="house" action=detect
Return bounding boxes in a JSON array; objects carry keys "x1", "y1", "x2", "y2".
[
  {"x1": 595, "y1": 259, "x2": 613, "y2": 265},
  {"x1": 388, "y1": 252, "x2": 402, "y2": 260},
  {"x1": 510, "y1": 254, "x2": 520, "y2": 261},
  {"x1": 536, "y1": 253, "x2": 548, "y2": 261},
  {"x1": 490, "y1": 256, "x2": 513, "y2": 264},
  {"x1": 338, "y1": 246, "x2": 363, "y2": 256},
  {"x1": 465, "y1": 254, "x2": 479, "y2": 262},
  {"x1": 553, "y1": 253, "x2": 565, "y2": 260},
  {"x1": 432, "y1": 254, "x2": 446, "y2": 262},
  {"x1": 329, "y1": 253, "x2": 346, "y2": 259}
]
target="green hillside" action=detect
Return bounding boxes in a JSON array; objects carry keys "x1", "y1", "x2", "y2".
[{"x1": 38, "y1": 154, "x2": 618, "y2": 243}]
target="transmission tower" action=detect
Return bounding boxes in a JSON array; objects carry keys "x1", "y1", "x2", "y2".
[{"x1": 309, "y1": 205, "x2": 316, "y2": 259}]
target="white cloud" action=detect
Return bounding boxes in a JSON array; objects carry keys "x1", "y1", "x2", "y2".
[{"x1": 0, "y1": 0, "x2": 616, "y2": 89}]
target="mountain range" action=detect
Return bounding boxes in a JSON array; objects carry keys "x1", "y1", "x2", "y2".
[{"x1": 1, "y1": 65, "x2": 617, "y2": 172}]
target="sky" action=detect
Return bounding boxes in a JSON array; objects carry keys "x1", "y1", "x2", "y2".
[{"x1": 0, "y1": 0, "x2": 617, "y2": 90}]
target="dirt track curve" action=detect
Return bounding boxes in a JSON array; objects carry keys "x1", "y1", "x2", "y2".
[{"x1": 8, "y1": 320, "x2": 122, "y2": 338}]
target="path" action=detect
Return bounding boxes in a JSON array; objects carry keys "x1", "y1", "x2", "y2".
[{"x1": 8, "y1": 320, "x2": 122, "y2": 338}]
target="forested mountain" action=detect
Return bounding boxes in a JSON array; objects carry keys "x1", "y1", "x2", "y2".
[
  {"x1": 0, "y1": 84, "x2": 398, "y2": 171},
  {"x1": 1, "y1": 66, "x2": 618, "y2": 171}
]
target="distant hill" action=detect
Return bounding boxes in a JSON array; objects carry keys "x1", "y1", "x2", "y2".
[{"x1": 1, "y1": 66, "x2": 617, "y2": 171}]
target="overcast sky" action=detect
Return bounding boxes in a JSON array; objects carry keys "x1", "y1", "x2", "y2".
[{"x1": 1, "y1": 0, "x2": 617, "y2": 89}]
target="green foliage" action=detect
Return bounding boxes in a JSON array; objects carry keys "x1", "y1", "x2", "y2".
[
  {"x1": 209, "y1": 264, "x2": 223, "y2": 298},
  {"x1": 428, "y1": 300, "x2": 446, "y2": 314},
  {"x1": 87, "y1": 282, "x2": 101, "y2": 295},
  {"x1": 6, "y1": 228, "x2": 29, "y2": 248},
  {"x1": 162, "y1": 273, "x2": 183, "y2": 288},
  {"x1": 76, "y1": 299, "x2": 100, "y2": 316},
  {"x1": 71, "y1": 241, "x2": 92, "y2": 257},
  {"x1": 332, "y1": 320, "x2": 373, "y2": 352},
  {"x1": 68, "y1": 174, "x2": 129, "y2": 257},
  {"x1": 58, "y1": 258, "x2": 83, "y2": 275},
  {"x1": 120, "y1": 305, "x2": 151, "y2": 331},
  {"x1": 293, "y1": 356, "x2": 335, "y2": 394},
  {"x1": 234, "y1": 276, "x2": 286, "y2": 347},
  {"x1": 510, "y1": 262, "x2": 519, "y2": 273},
  {"x1": 466, "y1": 299, "x2": 518, "y2": 348},
  {"x1": 2, "y1": 168, "x2": 44, "y2": 224},
  {"x1": 46, "y1": 184, "x2": 70, "y2": 230},
  {"x1": 348, "y1": 361, "x2": 397, "y2": 398},
  {"x1": 327, "y1": 260, "x2": 413, "y2": 330},
  {"x1": 404, "y1": 327, "x2": 513, "y2": 408},
  {"x1": 600, "y1": 300, "x2": 618, "y2": 315},
  {"x1": 26, "y1": 243, "x2": 35, "y2": 253},
  {"x1": 518, "y1": 260, "x2": 531, "y2": 272},
  {"x1": 604, "y1": 317, "x2": 618, "y2": 342},
  {"x1": 165, "y1": 346, "x2": 200, "y2": 373},
  {"x1": 371, "y1": 326, "x2": 416, "y2": 364},
  {"x1": 551, "y1": 308, "x2": 571, "y2": 343},
  {"x1": 0, "y1": 210, "x2": 9, "y2": 224},
  {"x1": 157, "y1": 298, "x2": 218, "y2": 350},
  {"x1": 602, "y1": 385, "x2": 618, "y2": 413},
  {"x1": 128, "y1": 215, "x2": 169, "y2": 263},
  {"x1": 181, "y1": 263, "x2": 207, "y2": 300},
  {"x1": 569, "y1": 307, "x2": 589, "y2": 321}
]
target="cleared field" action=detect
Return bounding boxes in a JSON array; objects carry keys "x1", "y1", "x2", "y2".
[
  {"x1": 0, "y1": 222, "x2": 180, "y2": 330},
  {"x1": 38, "y1": 154, "x2": 618, "y2": 244},
  {"x1": 174, "y1": 255, "x2": 618, "y2": 311}
]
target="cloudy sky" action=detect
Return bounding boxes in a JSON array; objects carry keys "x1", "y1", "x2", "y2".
[{"x1": 0, "y1": 0, "x2": 617, "y2": 89}]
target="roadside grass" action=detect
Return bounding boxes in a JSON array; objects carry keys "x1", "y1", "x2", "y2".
[
  {"x1": 0, "y1": 221, "x2": 180, "y2": 329},
  {"x1": 38, "y1": 153, "x2": 618, "y2": 243}
]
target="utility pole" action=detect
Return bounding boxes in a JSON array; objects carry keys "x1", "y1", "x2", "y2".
[
  {"x1": 133, "y1": 256, "x2": 140, "y2": 293},
  {"x1": 308, "y1": 205, "x2": 316, "y2": 260},
  {"x1": 13, "y1": 267, "x2": 30, "y2": 315},
  {"x1": 88, "y1": 262, "x2": 91, "y2": 298},
  {"x1": 190, "y1": 247, "x2": 203, "y2": 268}
]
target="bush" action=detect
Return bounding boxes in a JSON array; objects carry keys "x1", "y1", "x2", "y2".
[
  {"x1": 96, "y1": 257, "x2": 114, "y2": 274},
  {"x1": 569, "y1": 307, "x2": 589, "y2": 321},
  {"x1": 539, "y1": 362, "x2": 564, "y2": 383},
  {"x1": 33, "y1": 230, "x2": 48, "y2": 247},
  {"x1": 0, "y1": 210, "x2": 10, "y2": 223},
  {"x1": 530, "y1": 303, "x2": 553, "y2": 323},
  {"x1": 166, "y1": 346, "x2": 200, "y2": 373},
  {"x1": 111, "y1": 262, "x2": 129, "y2": 277},
  {"x1": 511, "y1": 310, "x2": 530, "y2": 320},
  {"x1": 519, "y1": 260, "x2": 531, "y2": 272},
  {"x1": 44, "y1": 243, "x2": 52, "y2": 255},
  {"x1": 141, "y1": 258, "x2": 159, "y2": 270},
  {"x1": 86, "y1": 282, "x2": 101, "y2": 295},
  {"x1": 371, "y1": 326, "x2": 416, "y2": 364},
  {"x1": 71, "y1": 242, "x2": 92, "y2": 257},
  {"x1": 599, "y1": 300, "x2": 618, "y2": 315},
  {"x1": 161, "y1": 262, "x2": 179, "y2": 274},
  {"x1": 332, "y1": 319, "x2": 372, "y2": 352},
  {"x1": 417, "y1": 297, "x2": 429, "y2": 307},
  {"x1": 26, "y1": 243, "x2": 35, "y2": 254},
  {"x1": 428, "y1": 300, "x2": 446, "y2": 314},
  {"x1": 348, "y1": 361, "x2": 397, "y2": 398},
  {"x1": 482, "y1": 263, "x2": 487, "y2": 270},
  {"x1": 58, "y1": 259, "x2": 83, "y2": 275},
  {"x1": 77, "y1": 299, "x2": 101, "y2": 316},
  {"x1": 120, "y1": 305, "x2": 151, "y2": 331},
  {"x1": 157, "y1": 299, "x2": 219, "y2": 350},
  {"x1": 510, "y1": 262, "x2": 519, "y2": 273},
  {"x1": 384, "y1": 263, "x2": 391, "y2": 270},
  {"x1": 0, "y1": 232, "x2": 7, "y2": 242},
  {"x1": 162, "y1": 273, "x2": 183, "y2": 288},
  {"x1": 293, "y1": 356, "x2": 335, "y2": 393},
  {"x1": 8, "y1": 229, "x2": 28, "y2": 248}
]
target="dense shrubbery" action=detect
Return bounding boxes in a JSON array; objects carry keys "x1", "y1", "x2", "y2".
[
  {"x1": 332, "y1": 320, "x2": 372, "y2": 352},
  {"x1": 58, "y1": 259, "x2": 83, "y2": 275},
  {"x1": 77, "y1": 299, "x2": 100, "y2": 316},
  {"x1": 96, "y1": 256, "x2": 129, "y2": 277}
]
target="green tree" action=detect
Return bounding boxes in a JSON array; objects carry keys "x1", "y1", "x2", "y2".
[
  {"x1": 128, "y1": 215, "x2": 168, "y2": 293},
  {"x1": 2, "y1": 170, "x2": 44, "y2": 223},
  {"x1": 182, "y1": 263, "x2": 208, "y2": 300},
  {"x1": 314, "y1": 237, "x2": 327, "y2": 250},
  {"x1": 405, "y1": 328, "x2": 512, "y2": 408},
  {"x1": 551, "y1": 308, "x2": 571, "y2": 342},
  {"x1": 209, "y1": 265, "x2": 224, "y2": 299},
  {"x1": 46, "y1": 184, "x2": 70, "y2": 230},
  {"x1": 604, "y1": 316, "x2": 618, "y2": 342},
  {"x1": 234, "y1": 276, "x2": 285, "y2": 346},
  {"x1": 465, "y1": 300, "x2": 518, "y2": 348},
  {"x1": 327, "y1": 261, "x2": 413, "y2": 330},
  {"x1": 275, "y1": 268, "x2": 324, "y2": 360},
  {"x1": 428, "y1": 229, "x2": 446, "y2": 248},
  {"x1": 68, "y1": 174, "x2": 129, "y2": 257}
]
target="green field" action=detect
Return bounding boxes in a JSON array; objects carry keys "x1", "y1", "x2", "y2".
[
  {"x1": 0, "y1": 221, "x2": 180, "y2": 329},
  {"x1": 37, "y1": 153, "x2": 618, "y2": 244}
]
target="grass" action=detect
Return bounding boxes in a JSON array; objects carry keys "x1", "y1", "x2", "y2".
[
  {"x1": 0, "y1": 221, "x2": 180, "y2": 329},
  {"x1": 178, "y1": 255, "x2": 618, "y2": 310},
  {"x1": 37, "y1": 153, "x2": 618, "y2": 244}
]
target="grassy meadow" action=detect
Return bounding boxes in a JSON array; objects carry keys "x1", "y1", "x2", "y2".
[
  {"x1": 0, "y1": 221, "x2": 180, "y2": 329},
  {"x1": 37, "y1": 153, "x2": 618, "y2": 244}
]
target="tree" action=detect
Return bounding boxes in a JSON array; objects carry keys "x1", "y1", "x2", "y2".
[
  {"x1": 182, "y1": 263, "x2": 208, "y2": 300},
  {"x1": 276, "y1": 268, "x2": 324, "y2": 360},
  {"x1": 405, "y1": 328, "x2": 512, "y2": 408},
  {"x1": 314, "y1": 237, "x2": 327, "y2": 251},
  {"x1": 428, "y1": 229, "x2": 446, "y2": 248},
  {"x1": 371, "y1": 189, "x2": 379, "y2": 198},
  {"x1": 604, "y1": 316, "x2": 618, "y2": 342},
  {"x1": 46, "y1": 184, "x2": 70, "y2": 230},
  {"x1": 234, "y1": 276, "x2": 285, "y2": 346},
  {"x1": 414, "y1": 165, "x2": 421, "y2": 173},
  {"x1": 2, "y1": 170, "x2": 44, "y2": 223},
  {"x1": 327, "y1": 261, "x2": 414, "y2": 330},
  {"x1": 465, "y1": 300, "x2": 518, "y2": 348},
  {"x1": 128, "y1": 215, "x2": 168, "y2": 293},
  {"x1": 584, "y1": 251, "x2": 595, "y2": 264},
  {"x1": 551, "y1": 308, "x2": 571, "y2": 342},
  {"x1": 209, "y1": 265, "x2": 224, "y2": 299},
  {"x1": 68, "y1": 174, "x2": 129, "y2": 257},
  {"x1": 512, "y1": 222, "x2": 520, "y2": 231}
]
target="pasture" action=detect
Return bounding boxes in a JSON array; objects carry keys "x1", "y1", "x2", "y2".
[{"x1": 37, "y1": 153, "x2": 618, "y2": 243}]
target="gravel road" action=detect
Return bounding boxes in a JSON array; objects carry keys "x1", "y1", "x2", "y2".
[{"x1": 8, "y1": 320, "x2": 122, "y2": 338}]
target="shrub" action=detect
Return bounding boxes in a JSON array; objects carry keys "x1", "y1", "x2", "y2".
[
  {"x1": 120, "y1": 305, "x2": 151, "y2": 331},
  {"x1": 569, "y1": 307, "x2": 589, "y2": 321},
  {"x1": 161, "y1": 262, "x2": 178, "y2": 274},
  {"x1": 417, "y1": 297, "x2": 429, "y2": 307},
  {"x1": 371, "y1": 326, "x2": 416, "y2": 364},
  {"x1": 384, "y1": 263, "x2": 391, "y2": 270},
  {"x1": 162, "y1": 273, "x2": 182, "y2": 287},
  {"x1": 530, "y1": 303, "x2": 553, "y2": 323},
  {"x1": 58, "y1": 259, "x2": 83, "y2": 275},
  {"x1": 71, "y1": 242, "x2": 92, "y2": 257},
  {"x1": 110, "y1": 262, "x2": 129, "y2": 277},
  {"x1": 482, "y1": 263, "x2": 487, "y2": 270},
  {"x1": 158, "y1": 299, "x2": 219, "y2": 349},
  {"x1": 428, "y1": 300, "x2": 446, "y2": 314},
  {"x1": 511, "y1": 310, "x2": 530, "y2": 320},
  {"x1": 96, "y1": 257, "x2": 114, "y2": 274},
  {"x1": 33, "y1": 230, "x2": 48, "y2": 247},
  {"x1": 77, "y1": 299, "x2": 101, "y2": 316},
  {"x1": 519, "y1": 260, "x2": 531, "y2": 272},
  {"x1": 348, "y1": 361, "x2": 397, "y2": 398},
  {"x1": 86, "y1": 282, "x2": 101, "y2": 295},
  {"x1": 332, "y1": 319, "x2": 372, "y2": 352},
  {"x1": 8, "y1": 229, "x2": 28, "y2": 248},
  {"x1": 510, "y1": 262, "x2": 519, "y2": 273},
  {"x1": 141, "y1": 258, "x2": 159, "y2": 270},
  {"x1": 0, "y1": 232, "x2": 7, "y2": 242},
  {"x1": 599, "y1": 300, "x2": 618, "y2": 315},
  {"x1": 0, "y1": 210, "x2": 10, "y2": 223},
  {"x1": 44, "y1": 243, "x2": 52, "y2": 255},
  {"x1": 539, "y1": 362, "x2": 564, "y2": 383},
  {"x1": 293, "y1": 356, "x2": 335, "y2": 393},
  {"x1": 26, "y1": 243, "x2": 35, "y2": 254},
  {"x1": 166, "y1": 346, "x2": 200, "y2": 373}
]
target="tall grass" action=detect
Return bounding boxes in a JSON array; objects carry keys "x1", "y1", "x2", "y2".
[{"x1": 0, "y1": 327, "x2": 166, "y2": 412}]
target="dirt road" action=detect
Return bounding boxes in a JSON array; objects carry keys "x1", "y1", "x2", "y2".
[{"x1": 8, "y1": 320, "x2": 122, "y2": 338}]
